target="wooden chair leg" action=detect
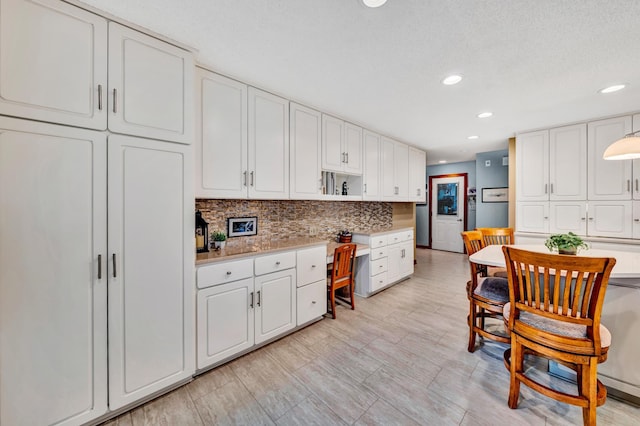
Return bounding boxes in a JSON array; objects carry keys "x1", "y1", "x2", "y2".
[
  {"x1": 508, "y1": 336, "x2": 522, "y2": 409},
  {"x1": 467, "y1": 301, "x2": 477, "y2": 352},
  {"x1": 329, "y1": 287, "x2": 336, "y2": 319},
  {"x1": 349, "y1": 283, "x2": 355, "y2": 310},
  {"x1": 581, "y1": 359, "x2": 598, "y2": 426}
]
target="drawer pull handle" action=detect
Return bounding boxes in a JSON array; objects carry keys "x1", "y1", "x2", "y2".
[
  {"x1": 98, "y1": 254, "x2": 102, "y2": 279},
  {"x1": 257, "y1": 290, "x2": 261, "y2": 307},
  {"x1": 312, "y1": 301, "x2": 316, "y2": 304},
  {"x1": 226, "y1": 271, "x2": 232, "y2": 275},
  {"x1": 112, "y1": 254, "x2": 117, "y2": 278},
  {"x1": 379, "y1": 265, "x2": 383, "y2": 268},
  {"x1": 249, "y1": 292, "x2": 254, "y2": 308},
  {"x1": 275, "y1": 261, "x2": 281, "y2": 266},
  {"x1": 311, "y1": 265, "x2": 316, "y2": 268}
]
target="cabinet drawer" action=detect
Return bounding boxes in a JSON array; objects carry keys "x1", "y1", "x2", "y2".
[
  {"x1": 297, "y1": 280, "x2": 327, "y2": 325},
  {"x1": 370, "y1": 257, "x2": 388, "y2": 276},
  {"x1": 388, "y1": 230, "x2": 413, "y2": 245},
  {"x1": 370, "y1": 235, "x2": 388, "y2": 249},
  {"x1": 297, "y1": 245, "x2": 327, "y2": 287},
  {"x1": 371, "y1": 272, "x2": 388, "y2": 292},
  {"x1": 254, "y1": 250, "x2": 296, "y2": 276},
  {"x1": 197, "y1": 258, "x2": 254, "y2": 289},
  {"x1": 370, "y1": 246, "x2": 388, "y2": 261}
]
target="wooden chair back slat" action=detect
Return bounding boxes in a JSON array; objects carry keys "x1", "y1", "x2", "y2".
[
  {"x1": 477, "y1": 227, "x2": 514, "y2": 246},
  {"x1": 332, "y1": 244, "x2": 356, "y2": 282}
]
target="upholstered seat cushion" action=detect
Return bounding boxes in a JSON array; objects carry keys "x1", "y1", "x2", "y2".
[
  {"x1": 488, "y1": 266, "x2": 508, "y2": 278},
  {"x1": 503, "y1": 303, "x2": 611, "y2": 348},
  {"x1": 473, "y1": 277, "x2": 509, "y2": 303}
]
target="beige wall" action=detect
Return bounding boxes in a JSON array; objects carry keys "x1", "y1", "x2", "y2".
[{"x1": 508, "y1": 137, "x2": 516, "y2": 228}]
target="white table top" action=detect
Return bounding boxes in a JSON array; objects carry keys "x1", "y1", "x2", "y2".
[{"x1": 469, "y1": 244, "x2": 640, "y2": 279}]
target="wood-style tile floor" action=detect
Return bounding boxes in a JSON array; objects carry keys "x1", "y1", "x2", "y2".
[{"x1": 104, "y1": 248, "x2": 640, "y2": 425}]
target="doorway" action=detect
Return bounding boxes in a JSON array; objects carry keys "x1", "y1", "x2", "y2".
[{"x1": 429, "y1": 174, "x2": 467, "y2": 253}]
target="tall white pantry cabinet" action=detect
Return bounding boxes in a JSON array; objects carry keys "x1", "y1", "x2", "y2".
[{"x1": 0, "y1": 0, "x2": 195, "y2": 425}]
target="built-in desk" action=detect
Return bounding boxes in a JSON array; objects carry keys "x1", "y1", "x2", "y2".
[
  {"x1": 326, "y1": 242, "x2": 370, "y2": 264},
  {"x1": 470, "y1": 244, "x2": 640, "y2": 403}
]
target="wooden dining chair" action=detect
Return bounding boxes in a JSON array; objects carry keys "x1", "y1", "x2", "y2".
[
  {"x1": 477, "y1": 227, "x2": 514, "y2": 278},
  {"x1": 501, "y1": 246, "x2": 616, "y2": 426},
  {"x1": 327, "y1": 243, "x2": 357, "y2": 319},
  {"x1": 461, "y1": 231, "x2": 510, "y2": 352}
]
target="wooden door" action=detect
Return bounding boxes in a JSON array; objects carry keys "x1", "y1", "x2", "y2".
[
  {"x1": 197, "y1": 278, "x2": 255, "y2": 369},
  {"x1": 0, "y1": 0, "x2": 107, "y2": 129},
  {"x1": 108, "y1": 135, "x2": 194, "y2": 410},
  {"x1": 254, "y1": 269, "x2": 296, "y2": 344},
  {"x1": 549, "y1": 124, "x2": 587, "y2": 200},
  {"x1": 0, "y1": 118, "x2": 107, "y2": 426},
  {"x1": 362, "y1": 130, "x2": 381, "y2": 201},
  {"x1": 196, "y1": 68, "x2": 247, "y2": 198},
  {"x1": 588, "y1": 116, "x2": 632, "y2": 200},
  {"x1": 290, "y1": 103, "x2": 322, "y2": 199},
  {"x1": 248, "y1": 87, "x2": 289, "y2": 199},
  {"x1": 321, "y1": 114, "x2": 344, "y2": 172},
  {"x1": 108, "y1": 22, "x2": 194, "y2": 144},
  {"x1": 344, "y1": 122, "x2": 363, "y2": 174}
]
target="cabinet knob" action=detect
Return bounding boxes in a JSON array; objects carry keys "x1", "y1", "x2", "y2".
[
  {"x1": 312, "y1": 301, "x2": 316, "y2": 304},
  {"x1": 379, "y1": 265, "x2": 383, "y2": 268},
  {"x1": 635, "y1": 219, "x2": 640, "y2": 222},
  {"x1": 226, "y1": 271, "x2": 232, "y2": 275},
  {"x1": 275, "y1": 261, "x2": 281, "y2": 266},
  {"x1": 311, "y1": 264, "x2": 316, "y2": 268}
]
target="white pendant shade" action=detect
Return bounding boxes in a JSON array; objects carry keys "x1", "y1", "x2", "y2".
[
  {"x1": 362, "y1": 0, "x2": 387, "y2": 7},
  {"x1": 603, "y1": 132, "x2": 640, "y2": 160}
]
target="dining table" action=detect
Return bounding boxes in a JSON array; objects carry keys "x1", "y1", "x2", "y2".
[{"x1": 468, "y1": 244, "x2": 640, "y2": 403}]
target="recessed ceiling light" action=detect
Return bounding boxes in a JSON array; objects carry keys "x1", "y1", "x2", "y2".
[
  {"x1": 442, "y1": 75, "x2": 462, "y2": 85},
  {"x1": 362, "y1": 0, "x2": 387, "y2": 7},
  {"x1": 438, "y1": 160, "x2": 447, "y2": 164},
  {"x1": 599, "y1": 84, "x2": 626, "y2": 94},
  {"x1": 477, "y1": 112, "x2": 493, "y2": 118},
  {"x1": 467, "y1": 135, "x2": 479, "y2": 140}
]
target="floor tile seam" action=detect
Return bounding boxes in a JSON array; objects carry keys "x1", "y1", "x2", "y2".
[
  {"x1": 350, "y1": 395, "x2": 381, "y2": 426},
  {"x1": 230, "y1": 372, "x2": 279, "y2": 424},
  {"x1": 261, "y1": 344, "x2": 317, "y2": 376}
]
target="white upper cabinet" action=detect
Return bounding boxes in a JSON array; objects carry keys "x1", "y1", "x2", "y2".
[
  {"x1": 408, "y1": 146, "x2": 426, "y2": 203},
  {"x1": 290, "y1": 103, "x2": 322, "y2": 199},
  {"x1": 549, "y1": 124, "x2": 587, "y2": 200},
  {"x1": 632, "y1": 114, "x2": 640, "y2": 200},
  {"x1": 107, "y1": 135, "x2": 194, "y2": 410},
  {"x1": 195, "y1": 69, "x2": 247, "y2": 198},
  {"x1": 588, "y1": 116, "x2": 632, "y2": 200},
  {"x1": 108, "y1": 23, "x2": 194, "y2": 144},
  {"x1": 516, "y1": 130, "x2": 549, "y2": 201},
  {"x1": 248, "y1": 87, "x2": 290, "y2": 199},
  {"x1": 363, "y1": 130, "x2": 381, "y2": 201},
  {"x1": 0, "y1": 0, "x2": 108, "y2": 129},
  {"x1": 321, "y1": 114, "x2": 363, "y2": 174},
  {"x1": 381, "y1": 137, "x2": 409, "y2": 201}
]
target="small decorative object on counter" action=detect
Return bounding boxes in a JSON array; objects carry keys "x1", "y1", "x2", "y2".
[
  {"x1": 337, "y1": 229, "x2": 352, "y2": 243},
  {"x1": 544, "y1": 232, "x2": 588, "y2": 255},
  {"x1": 195, "y1": 210, "x2": 209, "y2": 253},
  {"x1": 211, "y1": 231, "x2": 227, "y2": 250},
  {"x1": 342, "y1": 181, "x2": 348, "y2": 195}
]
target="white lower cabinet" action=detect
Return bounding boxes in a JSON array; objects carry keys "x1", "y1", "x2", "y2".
[
  {"x1": 516, "y1": 202, "x2": 550, "y2": 233},
  {"x1": 254, "y1": 268, "x2": 297, "y2": 344},
  {"x1": 296, "y1": 245, "x2": 328, "y2": 325},
  {"x1": 587, "y1": 201, "x2": 632, "y2": 238},
  {"x1": 633, "y1": 201, "x2": 640, "y2": 239},
  {"x1": 353, "y1": 229, "x2": 414, "y2": 297},
  {"x1": 549, "y1": 201, "x2": 587, "y2": 235},
  {"x1": 197, "y1": 278, "x2": 254, "y2": 369}
]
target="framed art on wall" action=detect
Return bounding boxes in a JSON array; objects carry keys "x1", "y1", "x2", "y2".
[{"x1": 227, "y1": 217, "x2": 258, "y2": 237}]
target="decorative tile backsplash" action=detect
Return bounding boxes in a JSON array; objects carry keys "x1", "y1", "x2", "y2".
[{"x1": 196, "y1": 199, "x2": 393, "y2": 249}]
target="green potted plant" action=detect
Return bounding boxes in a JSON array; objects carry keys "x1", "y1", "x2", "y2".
[
  {"x1": 211, "y1": 231, "x2": 227, "y2": 250},
  {"x1": 544, "y1": 232, "x2": 588, "y2": 255}
]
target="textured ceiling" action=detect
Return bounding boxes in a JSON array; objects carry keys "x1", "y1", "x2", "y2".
[{"x1": 79, "y1": 0, "x2": 640, "y2": 164}]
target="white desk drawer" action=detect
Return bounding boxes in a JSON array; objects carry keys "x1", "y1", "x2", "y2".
[
  {"x1": 370, "y1": 246, "x2": 388, "y2": 261},
  {"x1": 371, "y1": 272, "x2": 388, "y2": 292},
  {"x1": 297, "y1": 280, "x2": 327, "y2": 325},
  {"x1": 370, "y1": 235, "x2": 388, "y2": 249},
  {"x1": 388, "y1": 230, "x2": 413, "y2": 245},
  {"x1": 370, "y1": 257, "x2": 388, "y2": 276},
  {"x1": 297, "y1": 246, "x2": 326, "y2": 287},
  {"x1": 254, "y1": 250, "x2": 296, "y2": 276},
  {"x1": 196, "y1": 258, "x2": 254, "y2": 289}
]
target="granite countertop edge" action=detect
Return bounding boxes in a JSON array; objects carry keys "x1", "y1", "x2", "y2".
[
  {"x1": 196, "y1": 238, "x2": 328, "y2": 266},
  {"x1": 351, "y1": 226, "x2": 414, "y2": 237}
]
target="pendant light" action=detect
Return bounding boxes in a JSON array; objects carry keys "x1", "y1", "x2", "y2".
[
  {"x1": 362, "y1": 0, "x2": 387, "y2": 8},
  {"x1": 603, "y1": 131, "x2": 640, "y2": 160}
]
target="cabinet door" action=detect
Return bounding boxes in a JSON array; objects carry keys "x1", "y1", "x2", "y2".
[
  {"x1": 381, "y1": 137, "x2": 397, "y2": 200},
  {"x1": 386, "y1": 244, "x2": 403, "y2": 283},
  {"x1": 296, "y1": 245, "x2": 327, "y2": 287},
  {"x1": 408, "y1": 147, "x2": 426, "y2": 202},
  {"x1": 108, "y1": 135, "x2": 194, "y2": 410},
  {"x1": 588, "y1": 116, "x2": 632, "y2": 200},
  {"x1": 322, "y1": 114, "x2": 344, "y2": 172},
  {"x1": 108, "y1": 23, "x2": 194, "y2": 144},
  {"x1": 248, "y1": 87, "x2": 289, "y2": 199},
  {"x1": 549, "y1": 201, "x2": 587, "y2": 235},
  {"x1": 362, "y1": 130, "x2": 381, "y2": 201},
  {"x1": 254, "y1": 269, "x2": 296, "y2": 344},
  {"x1": 196, "y1": 68, "x2": 247, "y2": 198},
  {"x1": 633, "y1": 201, "x2": 640, "y2": 239},
  {"x1": 400, "y1": 241, "x2": 414, "y2": 277},
  {"x1": 516, "y1": 202, "x2": 550, "y2": 233},
  {"x1": 516, "y1": 130, "x2": 549, "y2": 201},
  {"x1": 587, "y1": 201, "x2": 632, "y2": 238},
  {"x1": 197, "y1": 278, "x2": 254, "y2": 369},
  {"x1": 344, "y1": 122, "x2": 363, "y2": 174},
  {"x1": 0, "y1": 118, "x2": 107, "y2": 426},
  {"x1": 633, "y1": 115, "x2": 640, "y2": 200},
  {"x1": 290, "y1": 103, "x2": 322, "y2": 199},
  {"x1": 0, "y1": 0, "x2": 107, "y2": 129},
  {"x1": 297, "y1": 280, "x2": 327, "y2": 326},
  {"x1": 549, "y1": 124, "x2": 587, "y2": 200},
  {"x1": 394, "y1": 141, "x2": 409, "y2": 200}
]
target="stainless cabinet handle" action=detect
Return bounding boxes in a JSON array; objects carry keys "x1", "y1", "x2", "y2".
[
  {"x1": 635, "y1": 219, "x2": 640, "y2": 222},
  {"x1": 243, "y1": 171, "x2": 247, "y2": 186},
  {"x1": 112, "y1": 89, "x2": 117, "y2": 113},
  {"x1": 312, "y1": 300, "x2": 316, "y2": 304},
  {"x1": 346, "y1": 152, "x2": 349, "y2": 164},
  {"x1": 544, "y1": 183, "x2": 548, "y2": 194},
  {"x1": 311, "y1": 264, "x2": 316, "y2": 268},
  {"x1": 250, "y1": 171, "x2": 254, "y2": 186},
  {"x1": 543, "y1": 216, "x2": 548, "y2": 220},
  {"x1": 581, "y1": 217, "x2": 586, "y2": 221},
  {"x1": 257, "y1": 290, "x2": 261, "y2": 307},
  {"x1": 550, "y1": 183, "x2": 554, "y2": 194},
  {"x1": 112, "y1": 253, "x2": 116, "y2": 278},
  {"x1": 364, "y1": 183, "x2": 367, "y2": 194},
  {"x1": 589, "y1": 217, "x2": 594, "y2": 221},
  {"x1": 98, "y1": 254, "x2": 102, "y2": 279},
  {"x1": 628, "y1": 179, "x2": 631, "y2": 192},
  {"x1": 98, "y1": 85, "x2": 103, "y2": 111},
  {"x1": 249, "y1": 292, "x2": 254, "y2": 308},
  {"x1": 636, "y1": 179, "x2": 638, "y2": 192},
  {"x1": 342, "y1": 153, "x2": 346, "y2": 163}
]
